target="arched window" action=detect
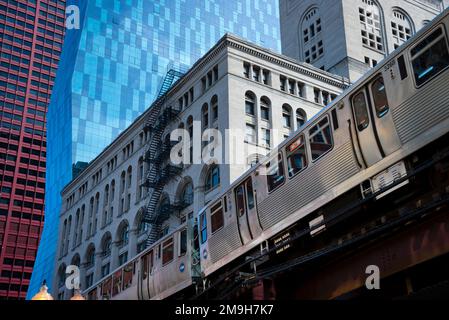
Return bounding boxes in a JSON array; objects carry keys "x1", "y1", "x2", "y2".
[
  {"x1": 117, "y1": 221, "x2": 129, "y2": 246},
  {"x1": 260, "y1": 96, "x2": 271, "y2": 122},
  {"x1": 359, "y1": 0, "x2": 385, "y2": 52},
  {"x1": 120, "y1": 171, "x2": 126, "y2": 194},
  {"x1": 211, "y1": 95, "x2": 218, "y2": 123},
  {"x1": 71, "y1": 254, "x2": 80, "y2": 267},
  {"x1": 245, "y1": 91, "x2": 256, "y2": 116},
  {"x1": 181, "y1": 182, "x2": 194, "y2": 206},
  {"x1": 282, "y1": 104, "x2": 293, "y2": 129},
  {"x1": 60, "y1": 219, "x2": 67, "y2": 257},
  {"x1": 301, "y1": 7, "x2": 324, "y2": 63},
  {"x1": 205, "y1": 165, "x2": 220, "y2": 192},
  {"x1": 202, "y1": 103, "x2": 209, "y2": 129},
  {"x1": 110, "y1": 179, "x2": 115, "y2": 202},
  {"x1": 296, "y1": 109, "x2": 307, "y2": 129},
  {"x1": 88, "y1": 197, "x2": 94, "y2": 237},
  {"x1": 65, "y1": 216, "x2": 72, "y2": 255},
  {"x1": 127, "y1": 166, "x2": 132, "y2": 189},
  {"x1": 104, "y1": 185, "x2": 109, "y2": 207},
  {"x1": 101, "y1": 233, "x2": 112, "y2": 256},
  {"x1": 391, "y1": 9, "x2": 414, "y2": 49},
  {"x1": 137, "y1": 158, "x2": 145, "y2": 201},
  {"x1": 58, "y1": 264, "x2": 66, "y2": 288},
  {"x1": 85, "y1": 244, "x2": 95, "y2": 268}
]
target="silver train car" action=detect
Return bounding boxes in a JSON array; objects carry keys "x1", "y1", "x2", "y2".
[
  {"x1": 83, "y1": 8, "x2": 449, "y2": 299},
  {"x1": 198, "y1": 8, "x2": 449, "y2": 277},
  {"x1": 84, "y1": 219, "x2": 201, "y2": 300}
]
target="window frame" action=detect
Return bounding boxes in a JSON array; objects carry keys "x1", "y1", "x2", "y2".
[
  {"x1": 351, "y1": 91, "x2": 370, "y2": 132},
  {"x1": 409, "y1": 25, "x2": 449, "y2": 88},
  {"x1": 265, "y1": 153, "x2": 286, "y2": 194},
  {"x1": 309, "y1": 116, "x2": 334, "y2": 163},
  {"x1": 200, "y1": 212, "x2": 207, "y2": 244},
  {"x1": 178, "y1": 229, "x2": 187, "y2": 257},
  {"x1": 286, "y1": 134, "x2": 308, "y2": 179},
  {"x1": 370, "y1": 75, "x2": 390, "y2": 118},
  {"x1": 162, "y1": 237, "x2": 174, "y2": 266},
  {"x1": 210, "y1": 201, "x2": 224, "y2": 234}
]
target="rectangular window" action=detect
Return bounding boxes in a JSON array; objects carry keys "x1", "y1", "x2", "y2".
[
  {"x1": 200, "y1": 212, "x2": 207, "y2": 244},
  {"x1": 246, "y1": 100, "x2": 255, "y2": 116},
  {"x1": 352, "y1": 91, "x2": 370, "y2": 131},
  {"x1": 245, "y1": 124, "x2": 256, "y2": 144},
  {"x1": 162, "y1": 238, "x2": 174, "y2": 265},
  {"x1": 309, "y1": 117, "x2": 333, "y2": 161},
  {"x1": 261, "y1": 106, "x2": 270, "y2": 121},
  {"x1": 253, "y1": 66, "x2": 260, "y2": 82},
  {"x1": 179, "y1": 229, "x2": 187, "y2": 256},
  {"x1": 287, "y1": 135, "x2": 308, "y2": 178},
  {"x1": 280, "y1": 76, "x2": 287, "y2": 91},
  {"x1": 265, "y1": 153, "x2": 285, "y2": 193},
  {"x1": 262, "y1": 69, "x2": 270, "y2": 85},
  {"x1": 246, "y1": 179, "x2": 255, "y2": 210},
  {"x1": 210, "y1": 201, "x2": 224, "y2": 234},
  {"x1": 243, "y1": 62, "x2": 250, "y2": 79},
  {"x1": 411, "y1": 27, "x2": 449, "y2": 86},
  {"x1": 371, "y1": 76, "x2": 389, "y2": 117},
  {"x1": 262, "y1": 128, "x2": 271, "y2": 148},
  {"x1": 235, "y1": 185, "x2": 246, "y2": 217}
]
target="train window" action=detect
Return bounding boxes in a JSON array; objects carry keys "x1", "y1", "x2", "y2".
[
  {"x1": 398, "y1": 55, "x2": 408, "y2": 80},
  {"x1": 112, "y1": 270, "x2": 122, "y2": 297},
  {"x1": 223, "y1": 196, "x2": 228, "y2": 212},
  {"x1": 352, "y1": 92, "x2": 370, "y2": 131},
  {"x1": 162, "y1": 238, "x2": 174, "y2": 265},
  {"x1": 211, "y1": 201, "x2": 224, "y2": 233},
  {"x1": 179, "y1": 229, "x2": 187, "y2": 256},
  {"x1": 265, "y1": 153, "x2": 285, "y2": 193},
  {"x1": 235, "y1": 185, "x2": 246, "y2": 217},
  {"x1": 122, "y1": 263, "x2": 133, "y2": 290},
  {"x1": 411, "y1": 27, "x2": 449, "y2": 86},
  {"x1": 200, "y1": 212, "x2": 207, "y2": 244},
  {"x1": 141, "y1": 253, "x2": 149, "y2": 279},
  {"x1": 246, "y1": 179, "x2": 255, "y2": 210},
  {"x1": 371, "y1": 76, "x2": 389, "y2": 118},
  {"x1": 287, "y1": 135, "x2": 307, "y2": 178},
  {"x1": 101, "y1": 277, "x2": 112, "y2": 300},
  {"x1": 309, "y1": 117, "x2": 333, "y2": 161}
]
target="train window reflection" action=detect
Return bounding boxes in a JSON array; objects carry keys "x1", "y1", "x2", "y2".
[
  {"x1": 235, "y1": 185, "x2": 246, "y2": 217},
  {"x1": 200, "y1": 212, "x2": 207, "y2": 244},
  {"x1": 371, "y1": 77, "x2": 389, "y2": 117},
  {"x1": 179, "y1": 229, "x2": 187, "y2": 256},
  {"x1": 211, "y1": 201, "x2": 224, "y2": 233},
  {"x1": 411, "y1": 27, "x2": 449, "y2": 86},
  {"x1": 246, "y1": 179, "x2": 255, "y2": 210},
  {"x1": 265, "y1": 153, "x2": 285, "y2": 193},
  {"x1": 352, "y1": 92, "x2": 370, "y2": 131},
  {"x1": 309, "y1": 117, "x2": 333, "y2": 161},
  {"x1": 287, "y1": 135, "x2": 307, "y2": 178},
  {"x1": 162, "y1": 238, "x2": 174, "y2": 265}
]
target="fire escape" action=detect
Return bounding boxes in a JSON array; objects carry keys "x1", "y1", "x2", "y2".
[{"x1": 143, "y1": 68, "x2": 185, "y2": 247}]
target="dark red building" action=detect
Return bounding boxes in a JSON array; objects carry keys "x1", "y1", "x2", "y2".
[{"x1": 0, "y1": 0, "x2": 65, "y2": 299}]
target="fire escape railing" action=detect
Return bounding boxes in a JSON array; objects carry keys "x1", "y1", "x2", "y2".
[{"x1": 142, "y1": 68, "x2": 184, "y2": 248}]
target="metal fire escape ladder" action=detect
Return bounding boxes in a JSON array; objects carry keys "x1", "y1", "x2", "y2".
[{"x1": 143, "y1": 68, "x2": 184, "y2": 248}]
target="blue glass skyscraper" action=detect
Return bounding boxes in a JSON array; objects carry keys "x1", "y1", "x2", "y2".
[{"x1": 28, "y1": 0, "x2": 281, "y2": 298}]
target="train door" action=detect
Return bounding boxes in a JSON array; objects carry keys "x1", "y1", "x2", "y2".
[
  {"x1": 351, "y1": 75, "x2": 401, "y2": 167},
  {"x1": 351, "y1": 90, "x2": 383, "y2": 167},
  {"x1": 235, "y1": 178, "x2": 258, "y2": 244},
  {"x1": 368, "y1": 75, "x2": 402, "y2": 155}
]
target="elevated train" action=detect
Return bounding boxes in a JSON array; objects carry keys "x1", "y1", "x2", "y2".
[{"x1": 84, "y1": 8, "x2": 449, "y2": 300}]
